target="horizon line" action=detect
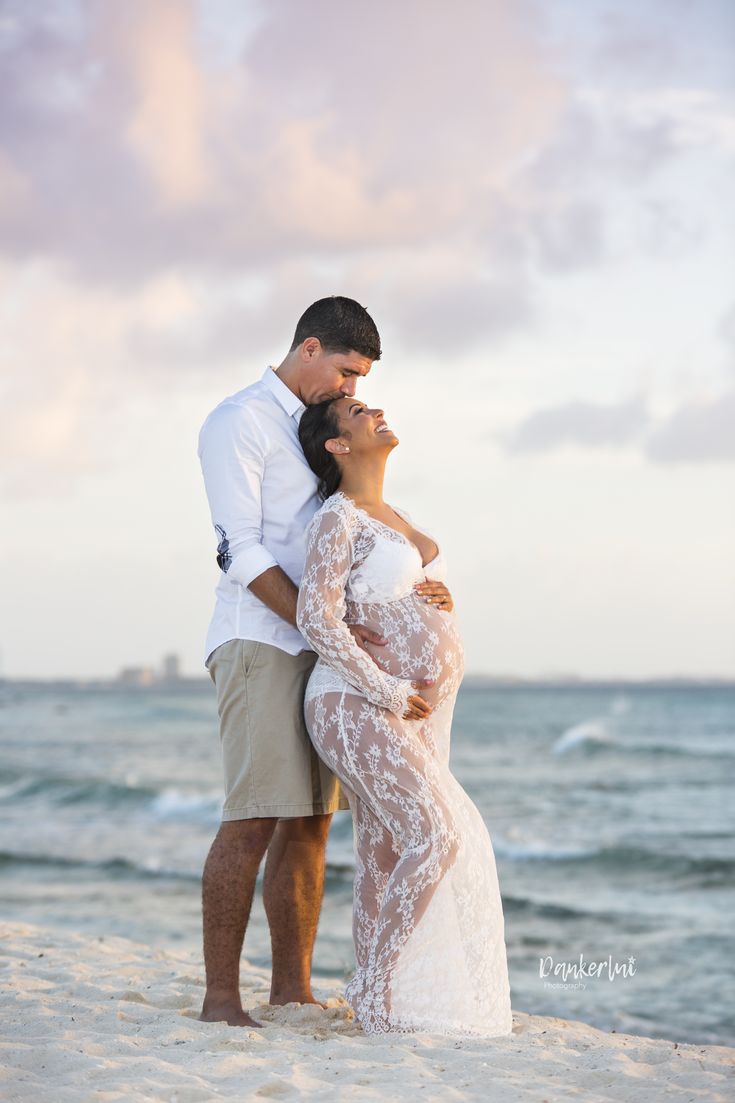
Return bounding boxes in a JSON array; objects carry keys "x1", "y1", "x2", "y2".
[{"x1": 1, "y1": 674, "x2": 733, "y2": 688}]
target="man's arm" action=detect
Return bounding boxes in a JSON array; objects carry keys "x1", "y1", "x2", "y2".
[
  {"x1": 248, "y1": 565, "x2": 299, "y2": 627},
  {"x1": 199, "y1": 403, "x2": 281, "y2": 589},
  {"x1": 248, "y1": 564, "x2": 386, "y2": 652}
]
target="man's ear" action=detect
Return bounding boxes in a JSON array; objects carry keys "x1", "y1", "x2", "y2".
[
  {"x1": 302, "y1": 337, "x2": 321, "y2": 361},
  {"x1": 325, "y1": 437, "x2": 350, "y2": 455}
]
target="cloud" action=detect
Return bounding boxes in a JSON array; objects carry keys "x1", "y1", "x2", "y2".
[
  {"x1": 529, "y1": 200, "x2": 606, "y2": 271},
  {"x1": 483, "y1": 83, "x2": 715, "y2": 277},
  {"x1": 644, "y1": 391, "x2": 735, "y2": 463},
  {"x1": 634, "y1": 198, "x2": 704, "y2": 259},
  {"x1": 124, "y1": 240, "x2": 539, "y2": 369},
  {"x1": 379, "y1": 274, "x2": 535, "y2": 356},
  {"x1": 0, "y1": 0, "x2": 567, "y2": 283},
  {"x1": 121, "y1": 0, "x2": 215, "y2": 207},
  {"x1": 125, "y1": 260, "x2": 325, "y2": 372},
  {"x1": 503, "y1": 394, "x2": 650, "y2": 453},
  {"x1": 501, "y1": 390, "x2": 735, "y2": 464},
  {"x1": 0, "y1": 259, "x2": 208, "y2": 497},
  {"x1": 0, "y1": 0, "x2": 721, "y2": 379},
  {"x1": 589, "y1": 0, "x2": 735, "y2": 92},
  {"x1": 592, "y1": 5, "x2": 684, "y2": 81},
  {"x1": 1, "y1": 0, "x2": 731, "y2": 500},
  {"x1": 718, "y1": 302, "x2": 735, "y2": 359},
  {"x1": 578, "y1": 87, "x2": 735, "y2": 157},
  {"x1": 525, "y1": 105, "x2": 677, "y2": 197}
]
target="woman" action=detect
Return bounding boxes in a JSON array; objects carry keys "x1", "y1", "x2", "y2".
[{"x1": 296, "y1": 397, "x2": 513, "y2": 1038}]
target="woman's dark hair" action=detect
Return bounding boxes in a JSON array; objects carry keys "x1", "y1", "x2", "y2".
[
  {"x1": 290, "y1": 296, "x2": 381, "y2": 361},
  {"x1": 298, "y1": 399, "x2": 345, "y2": 501}
]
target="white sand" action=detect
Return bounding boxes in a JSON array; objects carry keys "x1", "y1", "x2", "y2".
[{"x1": 1, "y1": 922, "x2": 732, "y2": 1102}]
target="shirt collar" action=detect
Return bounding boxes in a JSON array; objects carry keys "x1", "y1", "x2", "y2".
[{"x1": 261, "y1": 365, "x2": 306, "y2": 420}]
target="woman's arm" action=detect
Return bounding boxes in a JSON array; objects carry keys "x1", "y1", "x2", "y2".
[{"x1": 297, "y1": 503, "x2": 415, "y2": 717}]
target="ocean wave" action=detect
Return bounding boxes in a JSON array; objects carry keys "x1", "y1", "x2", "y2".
[
  {"x1": 492, "y1": 837, "x2": 735, "y2": 882},
  {"x1": 502, "y1": 894, "x2": 603, "y2": 921},
  {"x1": 552, "y1": 720, "x2": 614, "y2": 754},
  {"x1": 551, "y1": 722, "x2": 734, "y2": 759},
  {"x1": 0, "y1": 850, "x2": 200, "y2": 881},
  {"x1": 0, "y1": 847, "x2": 357, "y2": 884},
  {"x1": 629, "y1": 742, "x2": 735, "y2": 759},
  {"x1": 0, "y1": 771, "x2": 159, "y2": 807},
  {"x1": 0, "y1": 771, "x2": 224, "y2": 822},
  {"x1": 149, "y1": 789, "x2": 221, "y2": 824},
  {"x1": 1, "y1": 837, "x2": 732, "y2": 889},
  {"x1": 493, "y1": 837, "x2": 598, "y2": 861}
]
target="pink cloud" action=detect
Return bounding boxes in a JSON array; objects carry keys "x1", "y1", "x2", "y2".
[{"x1": 0, "y1": 0, "x2": 566, "y2": 279}]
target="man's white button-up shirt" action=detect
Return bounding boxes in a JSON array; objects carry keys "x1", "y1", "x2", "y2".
[{"x1": 198, "y1": 366, "x2": 321, "y2": 665}]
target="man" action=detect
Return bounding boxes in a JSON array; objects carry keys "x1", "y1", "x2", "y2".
[{"x1": 197, "y1": 296, "x2": 384, "y2": 1027}]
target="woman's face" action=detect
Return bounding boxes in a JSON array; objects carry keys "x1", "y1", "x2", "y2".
[{"x1": 327, "y1": 397, "x2": 399, "y2": 456}]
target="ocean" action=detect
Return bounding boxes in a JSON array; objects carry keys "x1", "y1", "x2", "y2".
[{"x1": 0, "y1": 679, "x2": 732, "y2": 1047}]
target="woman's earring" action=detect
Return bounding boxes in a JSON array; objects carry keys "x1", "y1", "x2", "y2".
[{"x1": 342, "y1": 446, "x2": 350, "y2": 454}]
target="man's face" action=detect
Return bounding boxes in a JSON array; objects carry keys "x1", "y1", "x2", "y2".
[{"x1": 298, "y1": 339, "x2": 373, "y2": 404}]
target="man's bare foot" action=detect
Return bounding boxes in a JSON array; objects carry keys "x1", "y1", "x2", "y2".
[
  {"x1": 199, "y1": 1000, "x2": 263, "y2": 1028},
  {"x1": 269, "y1": 988, "x2": 327, "y2": 1009}
]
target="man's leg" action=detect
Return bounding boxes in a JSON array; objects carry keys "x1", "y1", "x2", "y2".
[
  {"x1": 263, "y1": 813, "x2": 332, "y2": 1005},
  {"x1": 200, "y1": 817, "x2": 277, "y2": 1026}
]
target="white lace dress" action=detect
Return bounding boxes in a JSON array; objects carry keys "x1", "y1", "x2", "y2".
[{"x1": 296, "y1": 490, "x2": 513, "y2": 1037}]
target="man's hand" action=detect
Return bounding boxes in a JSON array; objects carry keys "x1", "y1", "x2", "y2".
[
  {"x1": 414, "y1": 579, "x2": 454, "y2": 612},
  {"x1": 349, "y1": 624, "x2": 388, "y2": 650}
]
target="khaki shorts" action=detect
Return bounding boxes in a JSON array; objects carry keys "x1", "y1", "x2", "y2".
[{"x1": 206, "y1": 638, "x2": 349, "y2": 821}]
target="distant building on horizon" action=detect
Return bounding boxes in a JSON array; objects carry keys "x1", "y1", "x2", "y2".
[
  {"x1": 117, "y1": 666, "x2": 156, "y2": 687},
  {"x1": 162, "y1": 653, "x2": 181, "y2": 681},
  {"x1": 116, "y1": 653, "x2": 183, "y2": 687}
]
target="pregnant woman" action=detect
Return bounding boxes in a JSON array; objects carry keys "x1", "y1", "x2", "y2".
[{"x1": 296, "y1": 397, "x2": 513, "y2": 1038}]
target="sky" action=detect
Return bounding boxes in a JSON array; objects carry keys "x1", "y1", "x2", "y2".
[{"x1": 1, "y1": 0, "x2": 734, "y2": 680}]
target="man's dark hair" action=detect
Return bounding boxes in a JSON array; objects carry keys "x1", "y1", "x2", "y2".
[
  {"x1": 289, "y1": 296, "x2": 381, "y2": 361},
  {"x1": 298, "y1": 399, "x2": 344, "y2": 501}
]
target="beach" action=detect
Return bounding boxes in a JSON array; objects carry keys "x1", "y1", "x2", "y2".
[
  {"x1": 2, "y1": 921, "x2": 733, "y2": 1102},
  {"x1": 2, "y1": 681, "x2": 733, "y2": 1049}
]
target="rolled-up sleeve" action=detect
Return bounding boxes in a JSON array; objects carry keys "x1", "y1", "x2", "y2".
[{"x1": 198, "y1": 403, "x2": 279, "y2": 589}]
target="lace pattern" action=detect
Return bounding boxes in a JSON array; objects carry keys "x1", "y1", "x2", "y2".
[
  {"x1": 297, "y1": 498, "x2": 415, "y2": 718},
  {"x1": 296, "y1": 491, "x2": 513, "y2": 1037}
]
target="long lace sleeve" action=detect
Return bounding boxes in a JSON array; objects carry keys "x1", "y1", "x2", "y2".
[{"x1": 297, "y1": 502, "x2": 414, "y2": 718}]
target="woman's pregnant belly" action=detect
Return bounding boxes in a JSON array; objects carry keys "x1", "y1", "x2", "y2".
[{"x1": 346, "y1": 592, "x2": 465, "y2": 709}]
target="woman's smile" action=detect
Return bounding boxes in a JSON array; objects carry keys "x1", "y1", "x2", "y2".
[{"x1": 333, "y1": 398, "x2": 399, "y2": 447}]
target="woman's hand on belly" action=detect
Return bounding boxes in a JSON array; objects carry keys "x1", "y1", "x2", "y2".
[
  {"x1": 414, "y1": 578, "x2": 454, "y2": 612},
  {"x1": 403, "y1": 679, "x2": 436, "y2": 721}
]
